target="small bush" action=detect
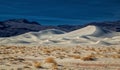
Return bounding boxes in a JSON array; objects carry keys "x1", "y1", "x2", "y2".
[
  {"x1": 33, "y1": 61, "x2": 42, "y2": 68},
  {"x1": 45, "y1": 57, "x2": 57, "y2": 64},
  {"x1": 68, "y1": 55, "x2": 81, "y2": 59},
  {"x1": 81, "y1": 55, "x2": 95, "y2": 61},
  {"x1": 52, "y1": 63, "x2": 58, "y2": 70},
  {"x1": 112, "y1": 54, "x2": 120, "y2": 58}
]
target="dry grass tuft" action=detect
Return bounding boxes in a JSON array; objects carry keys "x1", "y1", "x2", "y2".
[
  {"x1": 68, "y1": 55, "x2": 81, "y2": 59},
  {"x1": 45, "y1": 57, "x2": 58, "y2": 70},
  {"x1": 33, "y1": 61, "x2": 42, "y2": 68},
  {"x1": 43, "y1": 49, "x2": 51, "y2": 54},
  {"x1": 81, "y1": 55, "x2": 95, "y2": 61},
  {"x1": 52, "y1": 63, "x2": 58, "y2": 70},
  {"x1": 45, "y1": 57, "x2": 57, "y2": 65},
  {"x1": 111, "y1": 54, "x2": 120, "y2": 59}
]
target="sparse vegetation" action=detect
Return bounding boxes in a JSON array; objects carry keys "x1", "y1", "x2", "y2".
[
  {"x1": 45, "y1": 57, "x2": 57, "y2": 65},
  {"x1": 0, "y1": 45, "x2": 120, "y2": 70},
  {"x1": 33, "y1": 61, "x2": 42, "y2": 68},
  {"x1": 68, "y1": 55, "x2": 81, "y2": 59},
  {"x1": 81, "y1": 55, "x2": 95, "y2": 61}
]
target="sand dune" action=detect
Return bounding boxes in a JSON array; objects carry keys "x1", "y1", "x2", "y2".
[
  {"x1": 62, "y1": 25, "x2": 111, "y2": 37},
  {"x1": 0, "y1": 25, "x2": 120, "y2": 46},
  {"x1": 0, "y1": 25, "x2": 120, "y2": 70}
]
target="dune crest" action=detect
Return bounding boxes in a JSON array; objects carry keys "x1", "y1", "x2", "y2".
[{"x1": 63, "y1": 25, "x2": 109, "y2": 37}]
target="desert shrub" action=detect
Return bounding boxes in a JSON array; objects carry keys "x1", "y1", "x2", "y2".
[
  {"x1": 68, "y1": 55, "x2": 81, "y2": 59},
  {"x1": 43, "y1": 49, "x2": 52, "y2": 54},
  {"x1": 45, "y1": 57, "x2": 58, "y2": 70},
  {"x1": 81, "y1": 55, "x2": 96, "y2": 61},
  {"x1": 52, "y1": 63, "x2": 58, "y2": 70},
  {"x1": 33, "y1": 61, "x2": 42, "y2": 68},
  {"x1": 111, "y1": 54, "x2": 120, "y2": 58},
  {"x1": 45, "y1": 57, "x2": 57, "y2": 65}
]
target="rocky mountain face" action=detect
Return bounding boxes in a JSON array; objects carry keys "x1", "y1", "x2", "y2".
[
  {"x1": 0, "y1": 19, "x2": 55, "y2": 37},
  {"x1": 0, "y1": 19, "x2": 120, "y2": 37}
]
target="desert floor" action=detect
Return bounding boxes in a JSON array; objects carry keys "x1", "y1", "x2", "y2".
[{"x1": 0, "y1": 45, "x2": 120, "y2": 70}]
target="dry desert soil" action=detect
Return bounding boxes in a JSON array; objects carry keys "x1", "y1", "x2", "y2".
[{"x1": 0, "y1": 45, "x2": 120, "y2": 70}]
